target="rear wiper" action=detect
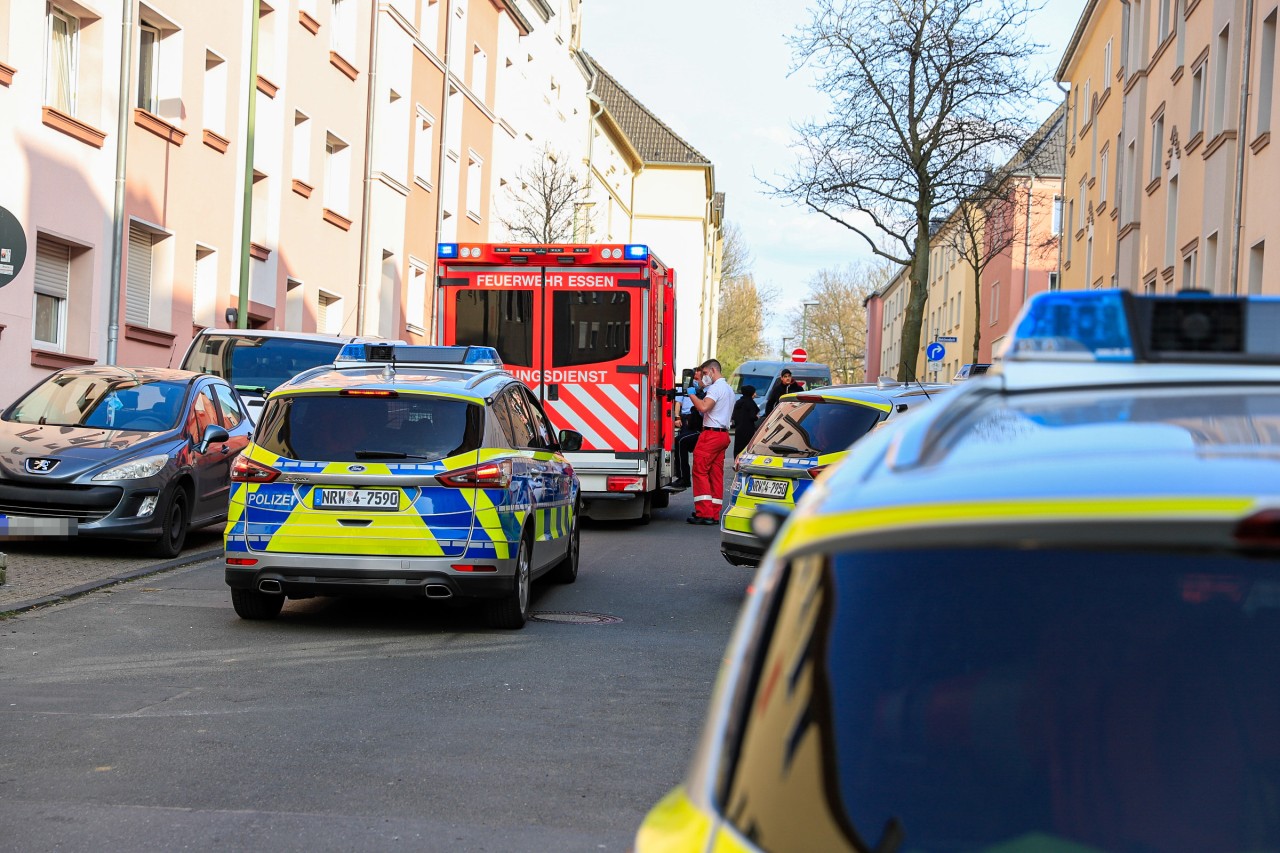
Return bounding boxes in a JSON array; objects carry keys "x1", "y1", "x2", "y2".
[
  {"x1": 354, "y1": 449, "x2": 436, "y2": 460},
  {"x1": 767, "y1": 443, "x2": 808, "y2": 456}
]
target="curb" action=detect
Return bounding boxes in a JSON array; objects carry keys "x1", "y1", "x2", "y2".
[{"x1": 0, "y1": 546, "x2": 223, "y2": 617}]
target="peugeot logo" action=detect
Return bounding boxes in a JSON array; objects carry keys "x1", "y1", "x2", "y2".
[
  {"x1": 25, "y1": 457, "x2": 60, "y2": 474},
  {"x1": 348, "y1": 464, "x2": 366, "y2": 473}
]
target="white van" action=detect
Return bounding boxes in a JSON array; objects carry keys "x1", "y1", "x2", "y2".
[{"x1": 730, "y1": 360, "x2": 834, "y2": 416}]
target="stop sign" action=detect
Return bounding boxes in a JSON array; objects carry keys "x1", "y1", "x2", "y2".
[{"x1": 790, "y1": 347, "x2": 808, "y2": 362}]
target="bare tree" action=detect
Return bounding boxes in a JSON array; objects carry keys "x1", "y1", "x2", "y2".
[
  {"x1": 776, "y1": 0, "x2": 1045, "y2": 381},
  {"x1": 716, "y1": 274, "x2": 773, "y2": 377},
  {"x1": 498, "y1": 146, "x2": 592, "y2": 243},
  {"x1": 789, "y1": 260, "x2": 895, "y2": 383},
  {"x1": 720, "y1": 221, "x2": 754, "y2": 282},
  {"x1": 937, "y1": 191, "x2": 1018, "y2": 364}
]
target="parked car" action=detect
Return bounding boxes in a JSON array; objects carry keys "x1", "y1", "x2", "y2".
[
  {"x1": 178, "y1": 329, "x2": 393, "y2": 424},
  {"x1": 635, "y1": 288, "x2": 1280, "y2": 853},
  {"x1": 0, "y1": 366, "x2": 253, "y2": 556},
  {"x1": 224, "y1": 343, "x2": 583, "y2": 629}
]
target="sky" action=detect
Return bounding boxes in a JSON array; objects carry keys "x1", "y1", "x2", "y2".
[{"x1": 583, "y1": 0, "x2": 1086, "y2": 345}]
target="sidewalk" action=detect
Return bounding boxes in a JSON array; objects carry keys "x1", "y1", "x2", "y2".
[{"x1": 0, "y1": 527, "x2": 222, "y2": 615}]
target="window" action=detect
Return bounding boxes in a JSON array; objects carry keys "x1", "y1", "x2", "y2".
[
  {"x1": 1213, "y1": 25, "x2": 1230, "y2": 137},
  {"x1": 1085, "y1": 234, "x2": 1094, "y2": 287},
  {"x1": 1071, "y1": 86, "x2": 1079, "y2": 138},
  {"x1": 285, "y1": 278, "x2": 305, "y2": 330},
  {"x1": 317, "y1": 290, "x2": 342, "y2": 334},
  {"x1": 33, "y1": 238, "x2": 70, "y2": 349},
  {"x1": 186, "y1": 388, "x2": 220, "y2": 443},
  {"x1": 499, "y1": 390, "x2": 539, "y2": 448},
  {"x1": 45, "y1": 5, "x2": 79, "y2": 115},
  {"x1": 1182, "y1": 247, "x2": 1198, "y2": 291},
  {"x1": 127, "y1": 225, "x2": 155, "y2": 328},
  {"x1": 1190, "y1": 61, "x2": 1206, "y2": 137},
  {"x1": 518, "y1": 388, "x2": 557, "y2": 449},
  {"x1": 330, "y1": 0, "x2": 355, "y2": 57},
  {"x1": 203, "y1": 51, "x2": 227, "y2": 136},
  {"x1": 1150, "y1": 113, "x2": 1165, "y2": 181},
  {"x1": 1104, "y1": 38, "x2": 1114, "y2": 82},
  {"x1": 989, "y1": 281, "x2": 999, "y2": 325},
  {"x1": 1159, "y1": 0, "x2": 1174, "y2": 42},
  {"x1": 465, "y1": 151, "x2": 482, "y2": 219},
  {"x1": 293, "y1": 112, "x2": 311, "y2": 181},
  {"x1": 1082, "y1": 79, "x2": 1091, "y2": 123},
  {"x1": 1048, "y1": 272, "x2": 1060, "y2": 291},
  {"x1": 324, "y1": 132, "x2": 350, "y2": 214},
  {"x1": 1066, "y1": 201, "x2": 1075, "y2": 260},
  {"x1": 419, "y1": 0, "x2": 440, "y2": 53},
  {"x1": 193, "y1": 245, "x2": 217, "y2": 327},
  {"x1": 137, "y1": 24, "x2": 160, "y2": 112},
  {"x1": 471, "y1": 45, "x2": 487, "y2": 100},
  {"x1": 1052, "y1": 194, "x2": 1063, "y2": 235},
  {"x1": 1249, "y1": 241, "x2": 1266, "y2": 295},
  {"x1": 1258, "y1": 11, "x2": 1277, "y2": 136},
  {"x1": 1078, "y1": 180, "x2": 1086, "y2": 230},
  {"x1": 552, "y1": 292, "x2": 631, "y2": 367},
  {"x1": 1164, "y1": 175, "x2": 1178, "y2": 268},
  {"x1": 453, "y1": 290, "x2": 533, "y2": 366},
  {"x1": 1205, "y1": 233, "x2": 1219, "y2": 293},
  {"x1": 407, "y1": 262, "x2": 428, "y2": 331},
  {"x1": 414, "y1": 107, "x2": 434, "y2": 187},
  {"x1": 1100, "y1": 148, "x2": 1109, "y2": 204},
  {"x1": 213, "y1": 384, "x2": 244, "y2": 429}
]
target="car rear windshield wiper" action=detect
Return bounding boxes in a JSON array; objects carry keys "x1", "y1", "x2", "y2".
[
  {"x1": 353, "y1": 449, "x2": 437, "y2": 460},
  {"x1": 767, "y1": 443, "x2": 810, "y2": 456}
]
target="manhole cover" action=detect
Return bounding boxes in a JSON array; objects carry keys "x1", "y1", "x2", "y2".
[{"x1": 528, "y1": 611, "x2": 622, "y2": 625}]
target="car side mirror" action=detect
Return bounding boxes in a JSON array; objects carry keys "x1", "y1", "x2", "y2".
[
  {"x1": 197, "y1": 424, "x2": 230, "y2": 454},
  {"x1": 558, "y1": 429, "x2": 584, "y2": 453},
  {"x1": 749, "y1": 503, "x2": 791, "y2": 548}
]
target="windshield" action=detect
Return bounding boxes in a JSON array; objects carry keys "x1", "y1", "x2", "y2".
[
  {"x1": 745, "y1": 400, "x2": 882, "y2": 457},
  {"x1": 181, "y1": 336, "x2": 345, "y2": 394},
  {"x1": 734, "y1": 373, "x2": 774, "y2": 394},
  {"x1": 5, "y1": 373, "x2": 187, "y2": 431},
  {"x1": 725, "y1": 548, "x2": 1280, "y2": 853},
  {"x1": 254, "y1": 395, "x2": 483, "y2": 462}
]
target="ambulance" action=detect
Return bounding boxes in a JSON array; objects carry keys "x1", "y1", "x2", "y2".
[{"x1": 436, "y1": 243, "x2": 678, "y2": 522}]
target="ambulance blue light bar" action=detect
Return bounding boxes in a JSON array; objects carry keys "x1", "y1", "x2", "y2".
[
  {"x1": 624, "y1": 244, "x2": 649, "y2": 260},
  {"x1": 438, "y1": 243, "x2": 459, "y2": 259},
  {"x1": 1006, "y1": 289, "x2": 1280, "y2": 364},
  {"x1": 336, "y1": 343, "x2": 503, "y2": 367}
]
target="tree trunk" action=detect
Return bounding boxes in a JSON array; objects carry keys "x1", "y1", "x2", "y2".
[
  {"x1": 898, "y1": 218, "x2": 932, "y2": 382},
  {"x1": 971, "y1": 262, "x2": 983, "y2": 364}
]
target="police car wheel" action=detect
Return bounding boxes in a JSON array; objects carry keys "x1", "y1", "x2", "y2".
[
  {"x1": 548, "y1": 508, "x2": 580, "y2": 585},
  {"x1": 484, "y1": 535, "x2": 531, "y2": 629},
  {"x1": 231, "y1": 587, "x2": 285, "y2": 620},
  {"x1": 147, "y1": 489, "x2": 189, "y2": 559}
]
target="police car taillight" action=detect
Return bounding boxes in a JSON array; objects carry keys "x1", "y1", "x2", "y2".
[
  {"x1": 807, "y1": 465, "x2": 829, "y2": 479},
  {"x1": 231, "y1": 456, "x2": 280, "y2": 483},
  {"x1": 438, "y1": 460, "x2": 512, "y2": 489},
  {"x1": 340, "y1": 389, "x2": 398, "y2": 397}
]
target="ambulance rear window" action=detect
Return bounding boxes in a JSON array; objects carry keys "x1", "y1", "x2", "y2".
[
  {"x1": 454, "y1": 291, "x2": 534, "y2": 367},
  {"x1": 255, "y1": 395, "x2": 483, "y2": 461},
  {"x1": 552, "y1": 292, "x2": 631, "y2": 367}
]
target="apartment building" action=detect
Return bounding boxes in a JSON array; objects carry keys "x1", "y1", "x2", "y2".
[
  {"x1": 580, "y1": 53, "x2": 724, "y2": 367},
  {"x1": 867, "y1": 109, "x2": 1065, "y2": 381},
  {"x1": 1057, "y1": 0, "x2": 1279, "y2": 295}
]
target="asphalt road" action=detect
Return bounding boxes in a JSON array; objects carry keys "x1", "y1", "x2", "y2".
[{"x1": 0, "y1": 489, "x2": 748, "y2": 852}]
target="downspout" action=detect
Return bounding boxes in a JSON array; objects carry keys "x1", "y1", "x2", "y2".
[
  {"x1": 106, "y1": 0, "x2": 136, "y2": 364},
  {"x1": 235, "y1": 0, "x2": 261, "y2": 329},
  {"x1": 1229, "y1": 0, "x2": 1257, "y2": 294},
  {"x1": 356, "y1": 1, "x2": 381, "y2": 335},
  {"x1": 1056, "y1": 81, "x2": 1070, "y2": 293},
  {"x1": 432, "y1": 0, "x2": 456, "y2": 282}
]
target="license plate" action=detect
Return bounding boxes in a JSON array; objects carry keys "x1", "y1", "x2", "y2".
[
  {"x1": 746, "y1": 478, "x2": 789, "y2": 499},
  {"x1": 314, "y1": 488, "x2": 400, "y2": 511}
]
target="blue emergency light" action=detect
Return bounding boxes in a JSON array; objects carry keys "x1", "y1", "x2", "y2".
[
  {"x1": 624, "y1": 244, "x2": 649, "y2": 260},
  {"x1": 335, "y1": 343, "x2": 503, "y2": 367},
  {"x1": 1006, "y1": 290, "x2": 1280, "y2": 364},
  {"x1": 438, "y1": 243, "x2": 459, "y2": 259}
]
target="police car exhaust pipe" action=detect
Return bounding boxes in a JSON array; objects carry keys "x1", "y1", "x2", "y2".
[
  {"x1": 425, "y1": 584, "x2": 453, "y2": 599},
  {"x1": 258, "y1": 579, "x2": 283, "y2": 594}
]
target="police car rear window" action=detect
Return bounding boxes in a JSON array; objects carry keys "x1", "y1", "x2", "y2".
[
  {"x1": 745, "y1": 400, "x2": 882, "y2": 457},
  {"x1": 255, "y1": 395, "x2": 483, "y2": 462},
  {"x1": 725, "y1": 548, "x2": 1280, "y2": 853}
]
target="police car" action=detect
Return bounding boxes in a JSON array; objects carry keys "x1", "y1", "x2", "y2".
[
  {"x1": 224, "y1": 344, "x2": 582, "y2": 629},
  {"x1": 636, "y1": 290, "x2": 1280, "y2": 853},
  {"x1": 720, "y1": 382, "x2": 945, "y2": 567}
]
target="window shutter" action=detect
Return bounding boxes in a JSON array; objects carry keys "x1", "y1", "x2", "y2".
[
  {"x1": 318, "y1": 292, "x2": 332, "y2": 333},
  {"x1": 34, "y1": 241, "x2": 70, "y2": 300},
  {"x1": 126, "y1": 227, "x2": 153, "y2": 327}
]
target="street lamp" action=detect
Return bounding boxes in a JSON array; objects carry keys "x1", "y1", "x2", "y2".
[
  {"x1": 801, "y1": 301, "x2": 820, "y2": 349},
  {"x1": 781, "y1": 336, "x2": 796, "y2": 359}
]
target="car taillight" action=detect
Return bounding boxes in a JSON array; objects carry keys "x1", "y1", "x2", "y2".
[
  {"x1": 606, "y1": 475, "x2": 646, "y2": 492},
  {"x1": 438, "y1": 459, "x2": 512, "y2": 489},
  {"x1": 226, "y1": 557, "x2": 259, "y2": 566},
  {"x1": 1235, "y1": 509, "x2": 1280, "y2": 550},
  {"x1": 807, "y1": 465, "x2": 829, "y2": 479},
  {"x1": 231, "y1": 455, "x2": 280, "y2": 483},
  {"x1": 451, "y1": 564, "x2": 498, "y2": 572}
]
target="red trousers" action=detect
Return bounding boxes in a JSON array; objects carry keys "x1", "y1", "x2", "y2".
[{"x1": 692, "y1": 429, "x2": 731, "y2": 519}]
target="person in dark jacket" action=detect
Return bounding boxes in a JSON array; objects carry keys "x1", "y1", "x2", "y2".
[
  {"x1": 732, "y1": 386, "x2": 760, "y2": 458},
  {"x1": 763, "y1": 369, "x2": 805, "y2": 418},
  {"x1": 672, "y1": 389, "x2": 703, "y2": 488}
]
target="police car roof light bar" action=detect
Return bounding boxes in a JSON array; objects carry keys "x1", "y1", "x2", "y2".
[{"x1": 335, "y1": 342, "x2": 504, "y2": 368}]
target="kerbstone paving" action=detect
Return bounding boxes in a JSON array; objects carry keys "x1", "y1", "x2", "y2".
[{"x1": 0, "y1": 527, "x2": 221, "y2": 613}]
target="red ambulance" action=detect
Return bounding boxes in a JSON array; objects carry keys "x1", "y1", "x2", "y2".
[{"x1": 436, "y1": 243, "x2": 679, "y2": 521}]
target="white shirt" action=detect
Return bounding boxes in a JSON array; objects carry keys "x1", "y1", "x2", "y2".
[{"x1": 701, "y1": 377, "x2": 735, "y2": 429}]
